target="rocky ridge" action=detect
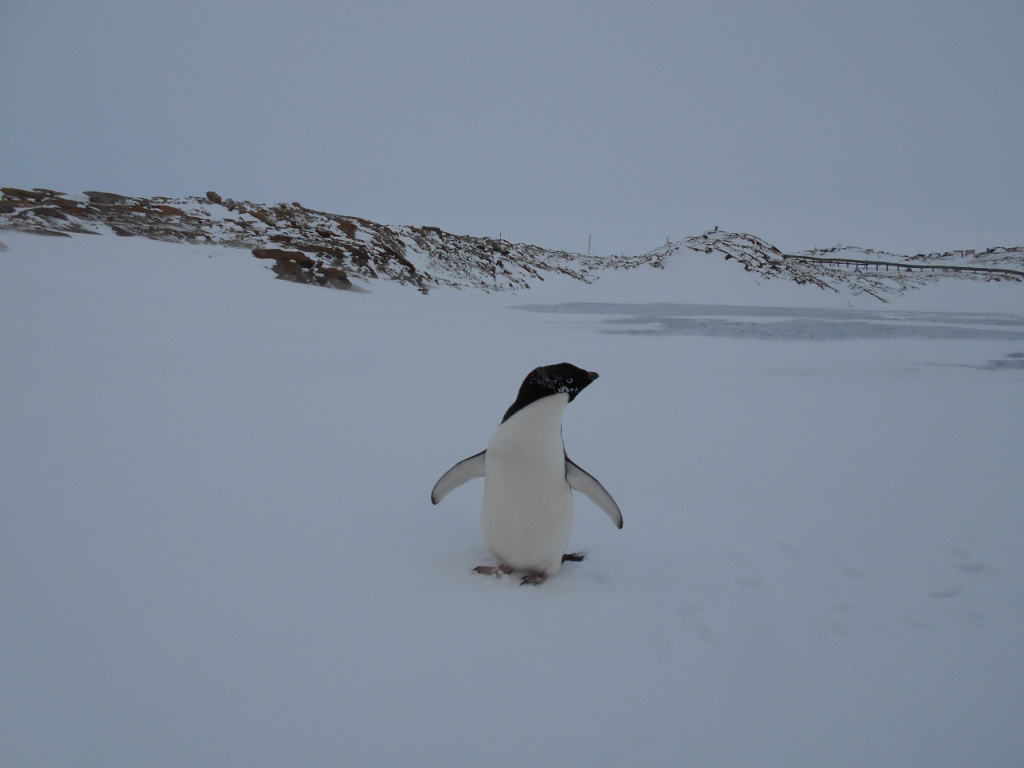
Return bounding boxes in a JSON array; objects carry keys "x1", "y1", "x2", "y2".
[
  {"x1": 2, "y1": 187, "x2": 1021, "y2": 299},
  {"x1": 670, "y1": 229, "x2": 1024, "y2": 301}
]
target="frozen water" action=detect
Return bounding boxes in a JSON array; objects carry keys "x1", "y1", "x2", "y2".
[{"x1": 520, "y1": 302, "x2": 1024, "y2": 342}]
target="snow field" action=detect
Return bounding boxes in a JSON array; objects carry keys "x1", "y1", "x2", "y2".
[{"x1": 1, "y1": 231, "x2": 1021, "y2": 767}]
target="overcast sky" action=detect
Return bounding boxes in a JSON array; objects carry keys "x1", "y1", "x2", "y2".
[{"x1": 2, "y1": 1, "x2": 1022, "y2": 256}]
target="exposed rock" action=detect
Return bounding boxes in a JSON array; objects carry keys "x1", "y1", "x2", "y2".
[
  {"x1": 153, "y1": 205, "x2": 187, "y2": 217},
  {"x1": 316, "y1": 266, "x2": 352, "y2": 290},
  {"x1": 31, "y1": 207, "x2": 68, "y2": 220},
  {"x1": 83, "y1": 191, "x2": 132, "y2": 205},
  {"x1": 2, "y1": 187, "x2": 1021, "y2": 298},
  {"x1": 2, "y1": 187, "x2": 48, "y2": 201},
  {"x1": 252, "y1": 247, "x2": 315, "y2": 267}
]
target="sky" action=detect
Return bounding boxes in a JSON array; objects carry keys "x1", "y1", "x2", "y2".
[{"x1": 2, "y1": 0, "x2": 1022, "y2": 256}]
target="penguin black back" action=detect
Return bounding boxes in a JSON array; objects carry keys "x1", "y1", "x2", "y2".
[{"x1": 502, "y1": 362, "x2": 598, "y2": 423}]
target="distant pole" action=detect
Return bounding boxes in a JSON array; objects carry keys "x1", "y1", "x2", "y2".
[{"x1": 587, "y1": 233, "x2": 591, "y2": 258}]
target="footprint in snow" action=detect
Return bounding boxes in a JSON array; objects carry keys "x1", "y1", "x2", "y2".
[
  {"x1": 778, "y1": 541, "x2": 800, "y2": 560},
  {"x1": 953, "y1": 563, "x2": 986, "y2": 574},
  {"x1": 736, "y1": 577, "x2": 768, "y2": 591},
  {"x1": 839, "y1": 567, "x2": 869, "y2": 580},
  {"x1": 809, "y1": 616, "x2": 852, "y2": 639},
  {"x1": 949, "y1": 607, "x2": 986, "y2": 627}
]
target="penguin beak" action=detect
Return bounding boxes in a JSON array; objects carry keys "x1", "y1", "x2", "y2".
[{"x1": 587, "y1": 371, "x2": 599, "y2": 381}]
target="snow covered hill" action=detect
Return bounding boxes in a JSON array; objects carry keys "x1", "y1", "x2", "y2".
[
  {"x1": 0, "y1": 187, "x2": 616, "y2": 292},
  {"x1": 3, "y1": 187, "x2": 1022, "y2": 302},
  {"x1": 0, "y1": 222, "x2": 1022, "y2": 767}
]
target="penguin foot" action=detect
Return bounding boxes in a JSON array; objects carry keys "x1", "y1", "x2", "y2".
[
  {"x1": 520, "y1": 571, "x2": 548, "y2": 586},
  {"x1": 562, "y1": 552, "x2": 586, "y2": 563},
  {"x1": 473, "y1": 564, "x2": 513, "y2": 578}
]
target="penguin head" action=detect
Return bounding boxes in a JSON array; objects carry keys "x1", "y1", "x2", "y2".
[{"x1": 502, "y1": 362, "x2": 598, "y2": 422}]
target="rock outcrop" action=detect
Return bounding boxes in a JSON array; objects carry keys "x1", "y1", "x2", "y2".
[{"x1": 2, "y1": 187, "x2": 1021, "y2": 298}]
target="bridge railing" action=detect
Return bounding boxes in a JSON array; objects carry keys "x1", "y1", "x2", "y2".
[{"x1": 781, "y1": 253, "x2": 1024, "y2": 280}]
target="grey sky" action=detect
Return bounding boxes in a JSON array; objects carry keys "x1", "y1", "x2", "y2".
[{"x1": 2, "y1": 1, "x2": 1021, "y2": 256}]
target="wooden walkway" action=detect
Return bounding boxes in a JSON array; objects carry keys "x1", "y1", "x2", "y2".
[{"x1": 781, "y1": 253, "x2": 1024, "y2": 280}]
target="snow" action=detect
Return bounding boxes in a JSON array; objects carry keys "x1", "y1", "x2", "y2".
[
  {"x1": 1, "y1": 230, "x2": 1022, "y2": 767},
  {"x1": 522, "y1": 240, "x2": 1024, "y2": 313}
]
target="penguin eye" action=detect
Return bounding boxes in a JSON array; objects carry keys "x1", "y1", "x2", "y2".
[{"x1": 566, "y1": 378, "x2": 574, "y2": 384}]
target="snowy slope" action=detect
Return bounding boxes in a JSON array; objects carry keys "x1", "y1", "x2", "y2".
[
  {"x1": 1, "y1": 230, "x2": 1022, "y2": 767},
  {"x1": 3, "y1": 188, "x2": 1022, "y2": 305}
]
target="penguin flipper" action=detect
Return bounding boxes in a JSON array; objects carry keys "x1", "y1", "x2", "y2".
[
  {"x1": 565, "y1": 457, "x2": 623, "y2": 529},
  {"x1": 431, "y1": 450, "x2": 486, "y2": 504}
]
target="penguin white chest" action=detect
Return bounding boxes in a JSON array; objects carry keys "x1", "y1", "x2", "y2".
[{"x1": 481, "y1": 394, "x2": 573, "y2": 574}]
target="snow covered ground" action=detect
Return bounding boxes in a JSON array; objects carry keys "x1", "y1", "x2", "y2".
[{"x1": 2, "y1": 230, "x2": 1022, "y2": 767}]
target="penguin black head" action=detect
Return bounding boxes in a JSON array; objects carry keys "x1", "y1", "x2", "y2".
[{"x1": 501, "y1": 362, "x2": 598, "y2": 423}]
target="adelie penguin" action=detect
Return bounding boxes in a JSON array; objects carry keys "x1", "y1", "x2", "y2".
[{"x1": 431, "y1": 362, "x2": 622, "y2": 585}]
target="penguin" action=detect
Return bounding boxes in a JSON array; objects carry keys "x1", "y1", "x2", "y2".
[{"x1": 431, "y1": 362, "x2": 622, "y2": 585}]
